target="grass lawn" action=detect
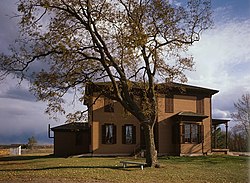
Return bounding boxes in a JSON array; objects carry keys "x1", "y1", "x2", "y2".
[{"x1": 0, "y1": 154, "x2": 249, "y2": 183}]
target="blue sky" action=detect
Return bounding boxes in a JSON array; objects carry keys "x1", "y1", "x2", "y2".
[{"x1": 0, "y1": 0, "x2": 250, "y2": 144}]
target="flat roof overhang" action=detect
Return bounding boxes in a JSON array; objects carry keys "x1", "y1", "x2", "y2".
[
  {"x1": 173, "y1": 111, "x2": 208, "y2": 122},
  {"x1": 212, "y1": 119, "x2": 230, "y2": 126}
]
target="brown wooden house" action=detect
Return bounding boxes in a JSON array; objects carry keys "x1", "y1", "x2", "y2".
[
  {"x1": 51, "y1": 123, "x2": 90, "y2": 156},
  {"x1": 52, "y1": 82, "x2": 221, "y2": 156}
]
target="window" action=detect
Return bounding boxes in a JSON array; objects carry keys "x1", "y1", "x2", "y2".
[
  {"x1": 180, "y1": 123, "x2": 203, "y2": 144},
  {"x1": 104, "y1": 98, "x2": 114, "y2": 112},
  {"x1": 122, "y1": 125, "x2": 136, "y2": 144},
  {"x1": 75, "y1": 132, "x2": 83, "y2": 146},
  {"x1": 102, "y1": 124, "x2": 116, "y2": 144},
  {"x1": 196, "y1": 97, "x2": 204, "y2": 114},
  {"x1": 165, "y1": 95, "x2": 174, "y2": 113}
]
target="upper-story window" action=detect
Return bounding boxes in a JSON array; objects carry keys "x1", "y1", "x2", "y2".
[
  {"x1": 104, "y1": 98, "x2": 114, "y2": 112},
  {"x1": 102, "y1": 123, "x2": 116, "y2": 144},
  {"x1": 196, "y1": 97, "x2": 204, "y2": 114},
  {"x1": 122, "y1": 124, "x2": 136, "y2": 144},
  {"x1": 165, "y1": 95, "x2": 174, "y2": 113}
]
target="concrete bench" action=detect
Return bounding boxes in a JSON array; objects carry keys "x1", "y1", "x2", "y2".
[{"x1": 120, "y1": 161, "x2": 147, "y2": 170}]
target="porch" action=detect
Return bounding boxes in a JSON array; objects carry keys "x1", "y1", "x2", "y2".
[{"x1": 212, "y1": 119, "x2": 230, "y2": 154}]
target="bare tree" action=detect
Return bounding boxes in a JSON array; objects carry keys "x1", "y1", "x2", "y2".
[
  {"x1": 228, "y1": 125, "x2": 248, "y2": 152},
  {"x1": 231, "y1": 93, "x2": 250, "y2": 138},
  {"x1": 27, "y1": 136, "x2": 37, "y2": 149},
  {"x1": 0, "y1": 0, "x2": 212, "y2": 167}
]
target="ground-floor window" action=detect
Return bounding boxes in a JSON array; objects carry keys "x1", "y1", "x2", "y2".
[
  {"x1": 122, "y1": 124, "x2": 136, "y2": 144},
  {"x1": 181, "y1": 123, "x2": 203, "y2": 144},
  {"x1": 102, "y1": 124, "x2": 116, "y2": 144}
]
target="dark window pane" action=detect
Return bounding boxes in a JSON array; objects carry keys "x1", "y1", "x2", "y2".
[
  {"x1": 184, "y1": 124, "x2": 191, "y2": 143},
  {"x1": 102, "y1": 124, "x2": 116, "y2": 144},
  {"x1": 181, "y1": 123, "x2": 202, "y2": 144},
  {"x1": 125, "y1": 125, "x2": 133, "y2": 144},
  {"x1": 122, "y1": 124, "x2": 136, "y2": 144},
  {"x1": 191, "y1": 124, "x2": 198, "y2": 142}
]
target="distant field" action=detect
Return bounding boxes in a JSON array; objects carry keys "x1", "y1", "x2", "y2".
[
  {"x1": 0, "y1": 154, "x2": 249, "y2": 183},
  {"x1": 0, "y1": 149, "x2": 9, "y2": 156},
  {"x1": 0, "y1": 145, "x2": 53, "y2": 156}
]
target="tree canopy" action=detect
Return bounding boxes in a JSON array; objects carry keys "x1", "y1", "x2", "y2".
[{"x1": 0, "y1": 0, "x2": 212, "y2": 167}]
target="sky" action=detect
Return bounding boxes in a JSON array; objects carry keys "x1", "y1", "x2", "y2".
[{"x1": 0, "y1": 0, "x2": 249, "y2": 144}]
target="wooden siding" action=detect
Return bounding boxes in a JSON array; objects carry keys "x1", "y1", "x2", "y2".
[
  {"x1": 54, "y1": 130, "x2": 90, "y2": 156},
  {"x1": 89, "y1": 93, "x2": 213, "y2": 156},
  {"x1": 90, "y1": 95, "x2": 140, "y2": 155}
]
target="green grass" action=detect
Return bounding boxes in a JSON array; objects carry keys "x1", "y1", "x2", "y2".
[{"x1": 0, "y1": 154, "x2": 249, "y2": 183}]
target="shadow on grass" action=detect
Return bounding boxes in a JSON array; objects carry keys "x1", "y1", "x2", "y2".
[
  {"x1": 0, "y1": 154, "x2": 55, "y2": 162},
  {"x1": 0, "y1": 165, "x2": 140, "y2": 172},
  {"x1": 0, "y1": 155, "x2": 142, "y2": 171}
]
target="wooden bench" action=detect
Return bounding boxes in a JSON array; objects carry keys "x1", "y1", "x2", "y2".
[
  {"x1": 120, "y1": 161, "x2": 147, "y2": 170},
  {"x1": 212, "y1": 149, "x2": 230, "y2": 155}
]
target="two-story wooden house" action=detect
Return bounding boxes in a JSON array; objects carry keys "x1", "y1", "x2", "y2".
[{"x1": 52, "y1": 82, "x2": 219, "y2": 157}]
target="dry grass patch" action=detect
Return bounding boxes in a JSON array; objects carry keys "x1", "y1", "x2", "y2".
[{"x1": 0, "y1": 149, "x2": 9, "y2": 156}]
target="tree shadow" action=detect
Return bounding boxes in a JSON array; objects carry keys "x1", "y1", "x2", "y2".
[
  {"x1": 0, "y1": 164, "x2": 140, "y2": 172},
  {"x1": 0, "y1": 155, "x2": 142, "y2": 171},
  {"x1": 0, "y1": 154, "x2": 54, "y2": 162}
]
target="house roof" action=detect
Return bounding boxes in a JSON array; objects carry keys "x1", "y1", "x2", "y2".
[
  {"x1": 86, "y1": 81, "x2": 219, "y2": 97},
  {"x1": 177, "y1": 111, "x2": 208, "y2": 118},
  {"x1": 212, "y1": 119, "x2": 230, "y2": 125},
  {"x1": 173, "y1": 111, "x2": 208, "y2": 121},
  {"x1": 156, "y1": 82, "x2": 219, "y2": 96},
  {"x1": 51, "y1": 122, "x2": 89, "y2": 132}
]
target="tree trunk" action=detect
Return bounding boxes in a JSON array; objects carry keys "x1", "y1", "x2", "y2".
[{"x1": 143, "y1": 123, "x2": 158, "y2": 167}]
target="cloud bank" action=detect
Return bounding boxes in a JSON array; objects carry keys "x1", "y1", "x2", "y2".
[{"x1": 187, "y1": 8, "x2": 250, "y2": 119}]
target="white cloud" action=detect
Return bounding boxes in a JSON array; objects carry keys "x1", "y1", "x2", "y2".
[
  {"x1": 188, "y1": 18, "x2": 250, "y2": 86},
  {"x1": 213, "y1": 108, "x2": 231, "y2": 119},
  {"x1": 186, "y1": 12, "x2": 250, "y2": 119}
]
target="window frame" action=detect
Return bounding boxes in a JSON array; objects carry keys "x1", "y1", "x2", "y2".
[
  {"x1": 180, "y1": 123, "x2": 203, "y2": 144},
  {"x1": 102, "y1": 123, "x2": 116, "y2": 144},
  {"x1": 122, "y1": 124, "x2": 136, "y2": 144}
]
